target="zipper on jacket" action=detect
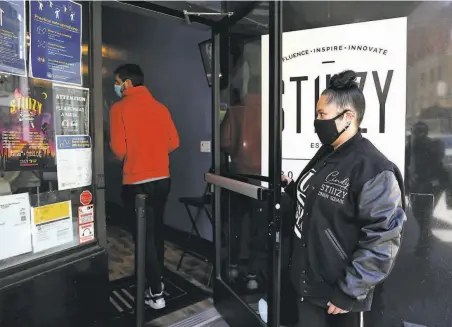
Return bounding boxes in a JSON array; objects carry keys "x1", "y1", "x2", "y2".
[{"x1": 325, "y1": 228, "x2": 347, "y2": 260}]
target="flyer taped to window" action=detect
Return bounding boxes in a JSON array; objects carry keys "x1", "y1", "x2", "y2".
[
  {"x1": 56, "y1": 135, "x2": 92, "y2": 191},
  {"x1": 0, "y1": 193, "x2": 32, "y2": 261},
  {"x1": 31, "y1": 201, "x2": 74, "y2": 253}
]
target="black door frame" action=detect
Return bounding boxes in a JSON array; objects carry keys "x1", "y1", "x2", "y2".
[
  {"x1": 267, "y1": 2, "x2": 283, "y2": 326},
  {"x1": 91, "y1": 1, "x2": 283, "y2": 326},
  {"x1": 210, "y1": 1, "x2": 283, "y2": 327}
]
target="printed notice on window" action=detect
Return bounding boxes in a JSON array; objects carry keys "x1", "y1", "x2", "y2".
[
  {"x1": 53, "y1": 84, "x2": 90, "y2": 136},
  {"x1": 56, "y1": 135, "x2": 92, "y2": 191},
  {"x1": 0, "y1": 0, "x2": 27, "y2": 76},
  {"x1": 31, "y1": 200, "x2": 73, "y2": 253},
  {"x1": 0, "y1": 193, "x2": 32, "y2": 261},
  {"x1": 29, "y1": 0, "x2": 82, "y2": 85}
]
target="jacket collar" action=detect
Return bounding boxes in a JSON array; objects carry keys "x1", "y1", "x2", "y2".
[
  {"x1": 123, "y1": 85, "x2": 151, "y2": 98},
  {"x1": 297, "y1": 131, "x2": 363, "y2": 180},
  {"x1": 327, "y1": 131, "x2": 363, "y2": 161}
]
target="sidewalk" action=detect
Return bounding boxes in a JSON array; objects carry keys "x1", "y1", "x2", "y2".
[{"x1": 365, "y1": 194, "x2": 452, "y2": 327}]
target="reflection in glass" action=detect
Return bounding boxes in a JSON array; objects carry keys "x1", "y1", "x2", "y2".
[
  {"x1": 220, "y1": 188, "x2": 270, "y2": 320},
  {"x1": 218, "y1": 4, "x2": 270, "y2": 323},
  {"x1": 0, "y1": 2, "x2": 95, "y2": 273},
  {"x1": 220, "y1": 77, "x2": 261, "y2": 175},
  {"x1": 276, "y1": 1, "x2": 452, "y2": 327}
]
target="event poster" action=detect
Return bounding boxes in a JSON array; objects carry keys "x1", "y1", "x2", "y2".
[
  {"x1": 0, "y1": 88, "x2": 56, "y2": 171},
  {"x1": 53, "y1": 84, "x2": 89, "y2": 135},
  {"x1": 56, "y1": 135, "x2": 92, "y2": 191},
  {"x1": 261, "y1": 18, "x2": 407, "y2": 181},
  {"x1": 29, "y1": 0, "x2": 82, "y2": 85},
  {"x1": 0, "y1": 0, "x2": 26, "y2": 76},
  {"x1": 0, "y1": 192, "x2": 32, "y2": 261},
  {"x1": 31, "y1": 200, "x2": 73, "y2": 253}
]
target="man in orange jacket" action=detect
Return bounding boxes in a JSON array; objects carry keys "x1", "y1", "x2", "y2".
[{"x1": 110, "y1": 64, "x2": 179, "y2": 310}]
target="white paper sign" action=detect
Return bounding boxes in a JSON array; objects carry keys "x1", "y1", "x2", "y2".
[
  {"x1": 56, "y1": 135, "x2": 92, "y2": 191},
  {"x1": 262, "y1": 18, "x2": 407, "y2": 180},
  {"x1": 0, "y1": 193, "x2": 32, "y2": 261},
  {"x1": 31, "y1": 201, "x2": 74, "y2": 253}
]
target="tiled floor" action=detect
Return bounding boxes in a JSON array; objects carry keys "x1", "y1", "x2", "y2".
[
  {"x1": 106, "y1": 226, "x2": 215, "y2": 326},
  {"x1": 107, "y1": 226, "x2": 211, "y2": 289}
]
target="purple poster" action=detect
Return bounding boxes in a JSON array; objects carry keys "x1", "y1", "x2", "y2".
[
  {"x1": 29, "y1": 0, "x2": 82, "y2": 85},
  {"x1": 0, "y1": 88, "x2": 56, "y2": 171}
]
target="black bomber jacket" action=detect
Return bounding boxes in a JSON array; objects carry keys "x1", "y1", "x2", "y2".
[{"x1": 285, "y1": 132, "x2": 406, "y2": 312}]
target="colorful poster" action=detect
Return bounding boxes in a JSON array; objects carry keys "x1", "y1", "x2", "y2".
[
  {"x1": 29, "y1": 0, "x2": 82, "y2": 85},
  {"x1": 0, "y1": 192, "x2": 32, "y2": 261},
  {"x1": 53, "y1": 84, "x2": 89, "y2": 135},
  {"x1": 56, "y1": 135, "x2": 92, "y2": 191},
  {"x1": 0, "y1": 88, "x2": 56, "y2": 171},
  {"x1": 0, "y1": 0, "x2": 26, "y2": 76},
  {"x1": 261, "y1": 18, "x2": 407, "y2": 180},
  {"x1": 31, "y1": 200, "x2": 73, "y2": 253}
]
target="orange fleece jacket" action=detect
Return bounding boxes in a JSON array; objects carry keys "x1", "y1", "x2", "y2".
[{"x1": 109, "y1": 86, "x2": 179, "y2": 184}]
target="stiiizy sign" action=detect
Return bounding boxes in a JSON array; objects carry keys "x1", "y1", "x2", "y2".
[{"x1": 261, "y1": 18, "x2": 407, "y2": 180}]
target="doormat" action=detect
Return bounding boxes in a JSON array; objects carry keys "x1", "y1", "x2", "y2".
[{"x1": 106, "y1": 268, "x2": 209, "y2": 326}]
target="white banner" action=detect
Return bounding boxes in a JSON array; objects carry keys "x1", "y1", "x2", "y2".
[{"x1": 262, "y1": 18, "x2": 407, "y2": 181}]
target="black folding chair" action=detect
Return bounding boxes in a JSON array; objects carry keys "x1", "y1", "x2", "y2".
[{"x1": 177, "y1": 184, "x2": 214, "y2": 286}]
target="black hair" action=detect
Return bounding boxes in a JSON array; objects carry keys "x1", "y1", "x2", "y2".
[
  {"x1": 114, "y1": 64, "x2": 144, "y2": 86},
  {"x1": 248, "y1": 76, "x2": 261, "y2": 94},
  {"x1": 412, "y1": 121, "x2": 429, "y2": 136},
  {"x1": 322, "y1": 70, "x2": 365, "y2": 125}
]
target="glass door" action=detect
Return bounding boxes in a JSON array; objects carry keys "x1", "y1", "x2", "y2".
[{"x1": 208, "y1": 2, "x2": 284, "y2": 327}]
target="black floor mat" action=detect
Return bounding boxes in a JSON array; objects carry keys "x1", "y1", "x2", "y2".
[{"x1": 106, "y1": 268, "x2": 209, "y2": 326}]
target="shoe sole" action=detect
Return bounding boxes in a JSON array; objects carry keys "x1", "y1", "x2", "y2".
[{"x1": 145, "y1": 298, "x2": 166, "y2": 310}]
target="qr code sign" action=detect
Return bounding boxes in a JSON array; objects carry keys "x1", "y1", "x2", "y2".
[{"x1": 78, "y1": 205, "x2": 94, "y2": 225}]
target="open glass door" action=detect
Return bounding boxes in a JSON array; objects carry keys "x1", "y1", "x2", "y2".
[{"x1": 208, "y1": 2, "x2": 283, "y2": 327}]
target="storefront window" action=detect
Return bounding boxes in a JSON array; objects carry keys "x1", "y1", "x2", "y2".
[
  {"x1": 275, "y1": 1, "x2": 452, "y2": 326},
  {"x1": 0, "y1": 1, "x2": 95, "y2": 273}
]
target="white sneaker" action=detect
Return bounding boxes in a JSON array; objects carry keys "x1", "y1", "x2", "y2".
[
  {"x1": 145, "y1": 288, "x2": 166, "y2": 310},
  {"x1": 228, "y1": 264, "x2": 239, "y2": 279},
  {"x1": 247, "y1": 275, "x2": 259, "y2": 290}
]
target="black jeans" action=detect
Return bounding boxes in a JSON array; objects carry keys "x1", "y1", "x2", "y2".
[
  {"x1": 123, "y1": 178, "x2": 171, "y2": 293},
  {"x1": 229, "y1": 192, "x2": 266, "y2": 275},
  {"x1": 297, "y1": 299, "x2": 360, "y2": 327}
]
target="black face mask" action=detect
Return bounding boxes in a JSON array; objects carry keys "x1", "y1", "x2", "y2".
[{"x1": 314, "y1": 110, "x2": 350, "y2": 145}]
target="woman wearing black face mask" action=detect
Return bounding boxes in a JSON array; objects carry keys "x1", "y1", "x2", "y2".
[{"x1": 281, "y1": 70, "x2": 406, "y2": 327}]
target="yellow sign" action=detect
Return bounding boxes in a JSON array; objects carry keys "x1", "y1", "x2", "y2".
[
  {"x1": 33, "y1": 201, "x2": 71, "y2": 225},
  {"x1": 10, "y1": 95, "x2": 44, "y2": 120}
]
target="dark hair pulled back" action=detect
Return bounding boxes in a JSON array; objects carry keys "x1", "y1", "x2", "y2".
[{"x1": 322, "y1": 70, "x2": 366, "y2": 125}]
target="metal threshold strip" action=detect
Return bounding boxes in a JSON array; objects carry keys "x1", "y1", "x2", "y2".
[{"x1": 165, "y1": 307, "x2": 226, "y2": 327}]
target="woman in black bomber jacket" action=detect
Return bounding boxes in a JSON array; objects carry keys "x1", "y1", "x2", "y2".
[{"x1": 281, "y1": 70, "x2": 406, "y2": 327}]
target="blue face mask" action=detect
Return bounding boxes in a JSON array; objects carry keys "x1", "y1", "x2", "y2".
[{"x1": 114, "y1": 82, "x2": 124, "y2": 98}]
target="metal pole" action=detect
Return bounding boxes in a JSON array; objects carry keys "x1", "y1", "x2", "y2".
[
  {"x1": 135, "y1": 194, "x2": 147, "y2": 327},
  {"x1": 268, "y1": 1, "x2": 283, "y2": 327},
  {"x1": 89, "y1": 0, "x2": 107, "y2": 248},
  {"x1": 211, "y1": 29, "x2": 221, "y2": 282}
]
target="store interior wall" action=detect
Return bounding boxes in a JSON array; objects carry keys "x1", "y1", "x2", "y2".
[{"x1": 101, "y1": 3, "x2": 213, "y2": 240}]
